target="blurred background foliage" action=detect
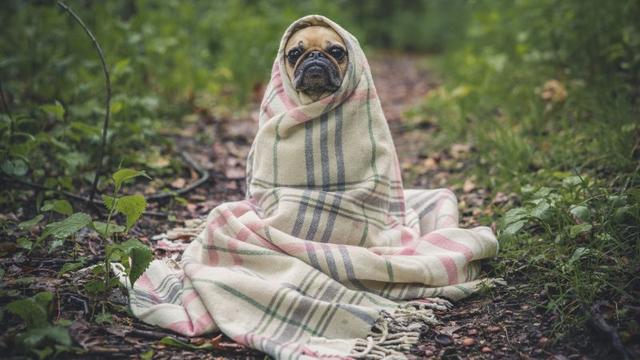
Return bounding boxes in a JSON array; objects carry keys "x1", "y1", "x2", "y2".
[
  {"x1": 411, "y1": 0, "x2": 640, "y2": 189},
  {"x1": 1, "y1": 0, "x2": 637, "y2": 191}
]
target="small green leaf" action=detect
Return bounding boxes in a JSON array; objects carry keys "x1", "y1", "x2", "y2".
[
  {"x1": 15, "y1": 277, "x2": 35, "y2": 285},
  {"x1": 503, "y1": 207, "x2": 528, "y2": 224},
  {"x1": 40, "y1": 101, "x2": 65, "y2": 120},
  {"x1": 6, "y1": 292, "x2": 52, "y2": 328},
  {"x1": 140, "y1": 349, "x2": 154, "y2": 360},
  {"x1": 569, "y1": 223, "x2": 592, "y2": 238},
  {"x1": 607, "y1": 195, "x2": 627, "y2": 207},
  {"x1": 112, "y1": 169, "x2": 150, "y2": 191},
  {"x1": 94, "y1": 310, "x2": 113, "y2": 325},
  {"x1": 18, "y1": 214, "x2": 44, "y2": 230},
  {"x1": 84, "y1": 279, "x2": 107, "y2": 295},
  {"x1": 159, "y1": 336, "x2": 216, "y2": 350},
  {"x1": 34, "y1": 292, "x2": 54, "y2": 308},
  {"x1": 49, "y1": 239, "x2": 65, "y2": 252},
  {"x1": 502, "y1": 220, "x2": 527, "y2": 236},
  {"x1": 562, "y1": 176, "x2": 583, "y2": 187},
  {"x1": 102, "y1": 195, "x2": 116, "y2": 211},
  {"x1": 613, "y1": 206, "x2": 632, "y2": 223},
  {"x1": 18, "y1": 325, "x2": 72, "y2": 349},
  {"x1": 530, "y1": 201, "x2": 551, "y2": 220},
  {"x1": 59, "y1": 261, "x2": 85, "y2": 275},
  {"x1": 116, "y1": 194, "x2": 147, "y2": 231},
  {"x1": 568, "y1": 247, "x2": 591, "y2": 265},
  {"x1": 112, "y1": 58, "x2": 131, "y2": 80},
  {"x1": 569, "y1": 205, "x2": 590, "y2": 222},
  {"x1": 41, "y1": 200, "x2": 73, "y2": 216},
  {"x1": 533, "y1": 187, "x2": 553, "y2": 199},
  {"x1": 92, "y1": 221, "x2": 126, "y2": 237},
  {"x1": 129, "y1": 245, "x2": 153, "y2": 285},
  {"x1": 17, "y1": 237, "x2": 33, "y2": 250},
  {"x1": 107, "y1": 239, "x2": 153, "y2": 285},
  {"x1": 1, "y1": 158, "x2": 29, "y2": 177},
  {"x1": 40, "y1": 213, "x2": 91, "y2": 242}
]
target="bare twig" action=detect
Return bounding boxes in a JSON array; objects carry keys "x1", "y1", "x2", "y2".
[
  {"x1": 146, "y1": 151, "x2": 211, "y2": 200},
  {"x1": 0, "y1": 256, "x2": 104, "y2": 266},
  {"x1": 2, "y1": 176, "x2": 166, "y2": 217},
  {"x1": 57, "y1": 1, "x2": 111, "y2": 205},
  {"x1": 0, "y1": 80, "x2": 14, "y2": 139},
  {"x1": 3, "y1": 149, "x2": 217, "y2": 215}
]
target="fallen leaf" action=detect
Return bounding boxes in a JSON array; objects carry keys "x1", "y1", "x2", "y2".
[
  {"x1": 422, "y1": 157, "x2": 438, "y2": 171},
  {"x1": 225, "y1": 167, "x2": 245, "y2": 180},
  {"x1": 463, "y1": 179, "x2": 476, "y2": 193},
  {"x1": 541, "y1": 79, "x2": 567, "y2": 103},
  {"x1": 451, "y1": 143, "x2": 471, "y2": 159},
  {"x1": 170, "y1": 178, "x2": 187, "y2": 189}
]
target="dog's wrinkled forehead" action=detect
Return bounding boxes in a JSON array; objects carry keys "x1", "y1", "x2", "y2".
[{"x1": 284, "y1": 25, "x2": 345, "y2": 53}]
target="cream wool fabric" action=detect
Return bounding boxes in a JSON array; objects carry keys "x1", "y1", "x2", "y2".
[{"x1": 126, "y1": 15, "x2": 499, "y2": 359}]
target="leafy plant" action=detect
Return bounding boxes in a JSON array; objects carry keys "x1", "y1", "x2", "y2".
[
  {"x1": 86, "y1": 168, "x2": 153, "y2": 294},
  {"x1": 496, "y1": 172, "x2": 640, "y2": 336},
  {"x1": 5, "y1": 291, "x2": 73, "y2": 359}
]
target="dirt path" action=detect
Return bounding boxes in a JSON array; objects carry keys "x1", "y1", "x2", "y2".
[{"x1": 2, "y1": 53, "x2": 594, "y2": 359}]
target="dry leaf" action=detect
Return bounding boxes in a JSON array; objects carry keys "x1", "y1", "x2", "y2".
[
  {"x1": 541, "y1": 79, "x2": 567, "y2": 103},
  {"x1": 463, "y1": 179, "x2": 476, "y2": 193},
  {"x1": 170, "y1": 178, "x2": 187, "y2": 189},
  {"x1": 225, "y1": 167, "x2": 245, "y2": 179},
  {"x1": 451, "y1": 143, "x2": 471, "y2": 159},
  {"x1": 422, "y1": 157, "x2": 439, "y2": 171}
]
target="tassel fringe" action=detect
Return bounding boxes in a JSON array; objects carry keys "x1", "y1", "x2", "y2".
[{"x1": 350, "y1": 299, "x2": 452, "y2": 359}]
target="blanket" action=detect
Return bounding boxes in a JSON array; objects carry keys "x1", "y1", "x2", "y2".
[{"x1": 126, "y1": 15, "x2": 499, "y2": 359}]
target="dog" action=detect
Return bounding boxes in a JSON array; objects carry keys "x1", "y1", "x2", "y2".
[{"x1": 284, "y1": 25, "x2": 348, "y2": 101}]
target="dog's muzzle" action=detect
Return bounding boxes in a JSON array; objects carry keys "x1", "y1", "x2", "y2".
[{"x1": 293, "y1": 51, "x2": 342, "y2": 93}]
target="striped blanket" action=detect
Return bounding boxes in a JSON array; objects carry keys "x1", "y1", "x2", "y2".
[{"x1": 126, "y1": 15, "x2": 499, "y2": 359}]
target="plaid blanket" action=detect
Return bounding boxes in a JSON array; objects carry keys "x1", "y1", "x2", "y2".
[{"x1": 126, "y1": 15, "x2": 499, "y2": 359}]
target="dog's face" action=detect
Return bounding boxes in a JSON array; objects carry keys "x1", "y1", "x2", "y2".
[{"x1": 284, "y1": 25, "x2": 348, "y2": 101}]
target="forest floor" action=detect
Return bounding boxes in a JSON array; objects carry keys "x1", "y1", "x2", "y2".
[{"x1": 2, "y1": 53, "x2": 614, "y2": 359}]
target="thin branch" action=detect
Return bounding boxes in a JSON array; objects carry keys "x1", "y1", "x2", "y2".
[
  {"x1": 2, "y1": 176, "x2": 166, "y2": 217},
  {"x1": 57, "y1": 1, "x2": 111, "y2": 205},
  {"x1": 3, "y1": 150, "x2": 217, "y2": 217},
  {"x1": 0, "y1": 80, "x2": 15, "y2": 140},
  {"x1": 146, "y1": 151, "x2": 211, "y2": 201}
]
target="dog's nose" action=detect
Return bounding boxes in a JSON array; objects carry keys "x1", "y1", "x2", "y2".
[{"x1": 308, "y1": 51, "x2": 325, "y2": 59}]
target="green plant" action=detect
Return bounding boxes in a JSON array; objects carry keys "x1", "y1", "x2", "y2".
[
  {"x1": 497, "y1": 173, "x2": 640, "y2": 336},
  {"x1": 85, "y1": 168, "x2": 153, "y2": 295},
  {"x1": 5, "y1": 291, "x2": 74, "y2": 359}
]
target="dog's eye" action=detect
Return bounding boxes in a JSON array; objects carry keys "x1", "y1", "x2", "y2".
[
  {"x1": 287, "y1": 49, "x2": 302, "y2": 64},
  {"x1": 329, "y1": 47, "x2": 345, "y2": 60}
]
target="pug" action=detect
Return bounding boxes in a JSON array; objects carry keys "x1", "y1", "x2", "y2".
[{"x1": 284, "y1": 25, "x2": 348, "y2": 101}]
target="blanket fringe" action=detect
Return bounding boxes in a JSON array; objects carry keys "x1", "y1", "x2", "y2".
[{"x1": 350, "y1": 299, "x2": 452, "y2": 359}]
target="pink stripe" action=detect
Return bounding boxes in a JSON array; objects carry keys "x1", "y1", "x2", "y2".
[
  {"x1": 167, "y1": 313, "x2": 214, "y2": 337},
  {"x1": 271, "y1": 65, "x2": 310, "y2": 122},
  {"x1": 182, "y1": 290, "x2": 200, "y2": 307},
  {"x1": 424, "y1": 233, "x2": 473, "y2": 261},
  {"x1": 437, "y1": 254, "x2": 459, "y2": 284},
  {"x1": 206, "y1": 224, "x2": 219, "y2": 265},
  {"x1": 395, "y1": 246, "x2": 417, "y2": 255},
  {"x1": 226, "y1": 238, "x2": 244, "y2": 265}
]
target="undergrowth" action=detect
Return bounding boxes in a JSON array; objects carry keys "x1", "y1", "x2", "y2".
[{"x1": 406, "y1": 0, "x2": 640, "y2": 346}]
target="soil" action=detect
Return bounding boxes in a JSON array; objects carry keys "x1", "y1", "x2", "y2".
[{"x1": 0, "y1": 53, "x2": 623, "y2": 359}]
